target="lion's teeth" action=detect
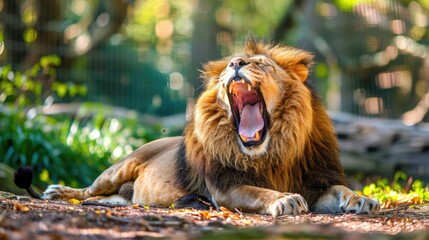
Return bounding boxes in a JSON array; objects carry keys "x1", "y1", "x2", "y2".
[
  {"x1": 240, "y1": 134, "x2": 248, "y2": 142},
  {"x1": 254, "y1": 131, "x2": 260, "y2": 141},
  {"x1": 241, "y1": 79, "x2": 245, "y2": 84},
  {"x1": 229, "y1": 81, "x2": 234, "y2": 94},
  {"x1": 247, "y1": 84, "x2": 251, "y2": 92}
]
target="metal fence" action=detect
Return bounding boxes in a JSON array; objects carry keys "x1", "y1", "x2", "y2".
[{"x1": 1, "y1": 0, "x2": 429, "y2": 123}]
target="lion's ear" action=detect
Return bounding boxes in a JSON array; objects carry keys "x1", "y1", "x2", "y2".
[
  {"x1": 268, "y1": 47, "x2": 314, "y2": 82},
  {"x1": 293, "y1": 59, "x2": 312, "y2": 82}
]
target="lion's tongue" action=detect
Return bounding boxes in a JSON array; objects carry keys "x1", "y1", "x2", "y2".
[{"x1": 239, "y1": 104, "x2": 264, "y2": 139}]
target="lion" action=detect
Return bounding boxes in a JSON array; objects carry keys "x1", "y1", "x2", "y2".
[{"x1": 15, "y1": 41, "x2": 379, "y2": 216}]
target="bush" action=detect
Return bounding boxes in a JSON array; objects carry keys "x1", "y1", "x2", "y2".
[{"x1": 0, "y1": 56, "x2": 167, "y2": 188}]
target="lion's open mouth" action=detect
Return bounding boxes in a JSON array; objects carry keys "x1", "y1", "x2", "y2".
[{"x1": 227, "y1": 76, "x2": 268, "y2": 147}]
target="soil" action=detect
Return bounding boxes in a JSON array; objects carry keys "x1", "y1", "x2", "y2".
[{"x1": 1, "y1": 191, "x2": 429, "y2": 239}]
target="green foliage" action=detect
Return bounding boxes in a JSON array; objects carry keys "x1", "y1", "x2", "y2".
[
  {"x1": 333, "y1": 0, "x2": 368, "y2": 12},
  {"x1": 0, "y1": 55, "x2": 86, "y2": 107},
  {"x1": 361, "y1": 172, "x2": 429, "y2": 209},
  {"x1": 0, "y1": 106, "x2": 165, "y2": 188},
  {"x1": 0, "y1": 112, "x2": 95, "y2": 187},
  {"x1": 0, "y1": 57, "x2": 166, "y2": 188}
]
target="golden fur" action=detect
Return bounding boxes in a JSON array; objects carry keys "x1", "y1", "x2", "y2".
[{"x1": 39, "y1": 41, "x2": 380, "y2": 216}]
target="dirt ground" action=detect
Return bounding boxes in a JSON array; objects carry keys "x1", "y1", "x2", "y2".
[{"x1": 1, "y1": 191, "x2": 429, "y2": 239}]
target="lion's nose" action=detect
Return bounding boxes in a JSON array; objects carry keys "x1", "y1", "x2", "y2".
[{"x1": 228, "y1": 57, "x2": 247, "y2": 69}]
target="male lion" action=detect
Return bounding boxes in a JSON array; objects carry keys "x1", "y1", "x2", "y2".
[{"x1": 16, "y1": 41, "x2": 379, "y2": 216}]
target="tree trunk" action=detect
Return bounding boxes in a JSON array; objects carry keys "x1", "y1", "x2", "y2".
[{"x1": 188, "y1": 0, "x2": 221, "y2": 98}]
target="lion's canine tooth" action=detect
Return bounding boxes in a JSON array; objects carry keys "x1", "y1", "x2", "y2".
[
  {"x1": 229, "y1": 81, "x2": 234, "y2": 94},
  {"x1": 254, "y1": 131, "x2": 260, "y2": 141},
  {"x1": 241, "y1": 79, "x2": 245, "y2": 84},
  {"x1": 247, "y1": 84, "x2": 251, "y2": 92},
  {"x1": 240, "y1": 134, "x2": 248, "y2": 142}
]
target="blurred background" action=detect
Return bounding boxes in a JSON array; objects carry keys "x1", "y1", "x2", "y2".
[{"x1": 1, "y1": 0, "x2": 429, "y2": 193}]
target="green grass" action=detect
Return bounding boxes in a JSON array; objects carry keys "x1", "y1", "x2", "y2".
[{"x1": 360, "y1": 172, "x2": 429, "y2": 209}]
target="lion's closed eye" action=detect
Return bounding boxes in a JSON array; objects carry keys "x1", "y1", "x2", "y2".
[
  {"x1": 251, "y1": 58, "x2": 275, "y2": 73},
  {"x1": 261, "y1": 64, "x2": 275, "y2": 73}
]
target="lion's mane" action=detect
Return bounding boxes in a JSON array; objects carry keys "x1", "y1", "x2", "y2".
[{"x1": 177, "y1": 41, "x2": 346, "y2": 208}]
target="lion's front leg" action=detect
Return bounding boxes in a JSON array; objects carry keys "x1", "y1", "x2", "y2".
[
  {"x1": 312, "y1": 185, "x2": 380, "y2": 215},
  {"x1": 211, "y1": 185, "x2": 308, "y2": 216}
]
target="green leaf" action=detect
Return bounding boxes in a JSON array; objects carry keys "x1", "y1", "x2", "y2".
[
  {"x1": 55, "y1": 83, "x2": 68, "y2": 98},
  {"x1": 68, "y1": 83, "x2": 78, "y2": 97},
  {"x1": 14, "y1": 72, "x2": 23, "y2": 87},
  {"x1": 20, "y1": 153, "x2": 27, "y2": 165},
  {"x1": 77, "y1": 85, "x2": 88, "y2": 96},
  {"x1": 3, "y1": 147, "x2": 15, "y2": 164},
  {"x1": 34, "y1": 82, "x2": 42, "y2": 99},
  {"x1": 31, "y1": 152, "x2": 40, "y2": 165},
  {"x1": 27, "y1": 64, "x2": 41, "y2": 78},
  {"x1": 94, "y1": 112, "x2": 105, "y2": 129},
  {"x1": 42, "y1": 155, "x2": 50, "y2": 168},
  {"x1": 1, "y1": 65, "x2": 11, "y2": 79},
  {"x1": 40, "y1": 55, "x2": 61, "y2": 68},
  {"x1": 39, "y1": 168, "x2": 50, "y2": 183}
]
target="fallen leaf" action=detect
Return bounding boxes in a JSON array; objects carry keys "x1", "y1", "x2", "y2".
[
  {"x1": 220, "y1": 206, "x2": 233, "y2": 213},
  {"x1": 131, "y1": 204, "x2": 140, "y2": 209},
  {"x1": 13, "y1": 202, "x2": 30, "y2": 212},
  {"x1": 241, "y1": 219, "x2": 252, "y2": 225},
  {"x1": 67, "y1": 198, "x2": 81, "y2": 205},
  {"x1": 199, "y1": 211, "x2": 212, "y2": 219}
]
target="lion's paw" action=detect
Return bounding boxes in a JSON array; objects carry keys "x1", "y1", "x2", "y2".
[
  {"x1": 43, "y1": 185, "x2": 84, "y2": 200},
  {"x1": 265, "y1": 193, "x2": 308, "y2": 216},
  {"x1": 340, "y1": 193, "x2": 380, "y2": 215}
]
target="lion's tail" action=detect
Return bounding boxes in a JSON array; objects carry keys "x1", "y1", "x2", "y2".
[{"x1": 14, "y1": 166, "x2": 43, "y2": 199}]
